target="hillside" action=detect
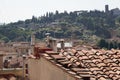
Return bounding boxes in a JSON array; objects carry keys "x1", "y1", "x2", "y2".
[{"x1": 0, "y1": 10, "x2": 120, "y2": 44}]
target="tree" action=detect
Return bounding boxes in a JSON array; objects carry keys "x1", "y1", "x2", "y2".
[
  {"x1": 97, "y1": 39, "x2": 108, "y2": 49},
  {"x1": 31, "y1": 16, "x2": 38, "y2": 23}
]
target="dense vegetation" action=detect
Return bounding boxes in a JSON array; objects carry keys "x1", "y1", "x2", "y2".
[
  {"x1": 0, "y1": 10, "x2": 120, "y2": 47},
  {"x1": 97, "y1": 39, "x2": 120, "y2": 49}
]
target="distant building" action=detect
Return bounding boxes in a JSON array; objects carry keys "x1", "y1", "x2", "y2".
[
  {"x1": 105, "y1": 5, "x2": 109, "y2": 13},
  {"x1": 105, "y1": 5, "x2": 120, "y2": 16},
  {"x1": 0, "y1": 42, "x2": 31, "y2": 80},
  {"x1": 111, "y1": 8, "x2": 120, "y2": 16}
]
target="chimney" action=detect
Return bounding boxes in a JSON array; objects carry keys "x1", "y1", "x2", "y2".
[
  {"x1": 45, "y1": 33, "x2": 57, "y2": 52},
  {"x1": 31, "y1": 33, "x2": 35, "y2": 55},
  {"x1": 49, "y1": 38, "x2": 57, "y2": 52},
  {"x1": 60, "y1": 39, "x2": 65, "y2": 49},
  {"x1": 105, "y1": 5, "x2": 109, "y2": 13},
  {"x1": 31, "y1": 33, "x2": 35, "y2": 46},
  {"x1": 45, "y1": 33, "x2": 50, "y2": 47}
]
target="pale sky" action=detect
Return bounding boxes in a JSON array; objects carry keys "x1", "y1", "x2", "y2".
[{"x1": 0, "y1": 0, "x2": 120, "y2": 23}]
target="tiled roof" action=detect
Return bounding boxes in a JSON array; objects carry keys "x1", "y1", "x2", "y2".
[
  {"x1": 0, "y1": 74, "x2": 17, "y2": 80},
  {"x1": 42, "y1": 48, "x2": 120, "y2": 80}
]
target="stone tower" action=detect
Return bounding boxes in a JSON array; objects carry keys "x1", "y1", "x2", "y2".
[{"x1": 105, "y1": 5, "x2": 109, "y2": 13}]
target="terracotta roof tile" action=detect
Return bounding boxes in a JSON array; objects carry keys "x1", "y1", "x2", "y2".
[
  {"x1": 43, "y1": 48, "x2": 120, "y2": 79},
  {"x1": 51, "y1": 55, "x2": 66, "y2": 60},
  {"x1": 98, "y1": 76, "x2": 108, "y2": 80}
]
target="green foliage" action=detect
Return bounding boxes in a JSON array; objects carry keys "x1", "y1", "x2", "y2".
[
  {"x1": 97, "y1": 39, "x2": 120, "y2": 49},
  {"x1": 97, "y1": 39, "x2": 108, "y2": 49},
  {"x1": 0, "y1": 10, "x2": 120, "y2": 42}
]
